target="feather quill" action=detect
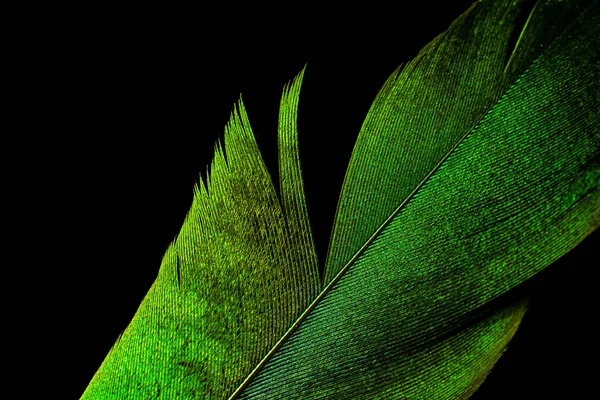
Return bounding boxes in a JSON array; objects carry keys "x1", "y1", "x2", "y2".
[{"x1": 82, "y1": 0, "x2": 599, "y2": 398}]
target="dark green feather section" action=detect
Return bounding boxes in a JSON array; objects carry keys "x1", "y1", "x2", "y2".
[
  {"x1": 324, "y1": 0, "x2": 595, "y2": 283},
  {"x1": 82, "y1": 75, "x2": 319, "y2": 399},
  {"x1": 237, "y1": 2, "x2": 599, "y2": 397}
]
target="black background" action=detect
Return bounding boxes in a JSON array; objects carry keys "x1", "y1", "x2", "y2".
[{"x1": 37, "y1": 1, "x2": 598, "y2": 398}]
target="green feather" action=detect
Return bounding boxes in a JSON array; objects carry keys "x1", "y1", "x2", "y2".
[{"x1": 82, "y1": 0, "x2": 599, "y2": 398}]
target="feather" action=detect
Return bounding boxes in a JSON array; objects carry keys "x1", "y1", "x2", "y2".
[{"x1": 82, "y1": 0, "x2": 599, "y2": 398}]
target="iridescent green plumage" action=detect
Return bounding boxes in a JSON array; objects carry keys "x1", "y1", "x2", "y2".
[
  {"x1": 82, "y1": 73, "x2": 321, "y2": 398},
  {"x1": 83, "y1": 1, "x2": 599, "y2": 398}
]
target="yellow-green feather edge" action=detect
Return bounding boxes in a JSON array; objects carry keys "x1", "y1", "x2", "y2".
[{"x1": 82, "y1": 70, "x2": 320, "y2": 399}]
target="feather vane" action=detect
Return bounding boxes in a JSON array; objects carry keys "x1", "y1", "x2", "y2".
[{"x1": 82, "y1": 1, "x2": 599, "y2": 398}]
